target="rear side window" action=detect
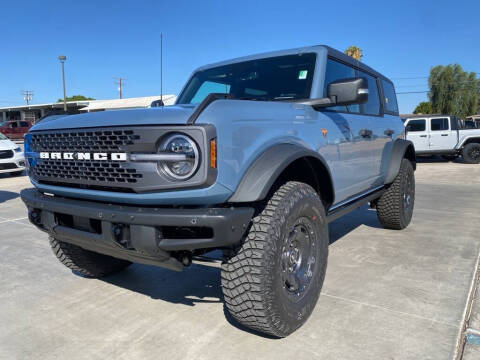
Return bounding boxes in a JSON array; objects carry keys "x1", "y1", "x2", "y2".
[
  {"x1": 359, "y1": 70, "x2": 380, "y2": 116},
  {"x1": 20, "y1": 121, "x2": 29, "y2": 127},
  {"x1": 382, "y1": 80, "x2": 398, "y2": 114},
  {"x1": 406, "y1": 119, "x2": 426, "y2": 132},
  {"x1": 431, "y1": 118, "x2": 449, "y2": 131}
]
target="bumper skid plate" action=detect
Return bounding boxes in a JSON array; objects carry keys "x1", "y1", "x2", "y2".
[{"x1": 21, "y1": 189, "x2": 254, "y2": 271}]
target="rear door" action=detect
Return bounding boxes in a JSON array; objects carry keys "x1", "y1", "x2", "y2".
[
  {"x1": 405, "y1": 119, "x2": 428, "y2": 151},
  {"x1": 428, "y1": 117, "x2": 457, "y2": 150}
]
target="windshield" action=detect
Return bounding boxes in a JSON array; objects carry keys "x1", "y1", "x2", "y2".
[
  {"x1": 177, "y1": 53, "x2": 316, "y2": 104},
  {"x1": 0, "y1": 132, "x2": 7, "y2": 140}
]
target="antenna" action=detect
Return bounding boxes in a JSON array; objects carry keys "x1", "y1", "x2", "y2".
[
  {"x1": 21, "y1": 90, "x2": 34, "y2": 105},
  {"x1": 160, "y1": 32, "x2": 163, "y2": 104}
]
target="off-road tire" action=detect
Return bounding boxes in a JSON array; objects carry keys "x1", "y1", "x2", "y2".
[
  {"x1": 462, "y1": 143, "x2": 480, "y2": 164},
  {"x1": 50, "y1": 237, "x2": 131, "y2": 278},
  {"x1": 221, "y1": 181, "x2": 328, "y2": 337},
  {"x1": 376, "y1": 159, "x2": 415, "y2": 230}
]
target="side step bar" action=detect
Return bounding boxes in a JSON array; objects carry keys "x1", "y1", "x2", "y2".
[{"x1": 326, "y1": 187, "x2": 385, "y2": 223}]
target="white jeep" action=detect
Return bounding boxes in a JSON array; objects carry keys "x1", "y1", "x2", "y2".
[{"x1": 404, "y1": 115, "x2": 480, "y2": 163}]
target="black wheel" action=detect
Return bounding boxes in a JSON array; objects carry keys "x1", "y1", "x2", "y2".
[
  {"x1": 441, "y1": 155, "x2": 458, "y2": 161},
  {"x1": 376, "y1": 159, "x2": 415, "y2": 230},
  {"x1": 462, "y1": 143, "x2": 480, "y2": 164},
  {"x1": 50, "y1": 237, "x2": 131, "y2": 278},
  {"x1": 221, "y1": 181, "x2": 328, "y2": 337}
]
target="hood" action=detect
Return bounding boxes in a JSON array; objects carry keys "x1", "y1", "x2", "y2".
[
  {"x1": 0, "y1": 138, "x2": 17, "y2": 150},
  {"x1": 31, "y1": 105, "x2": 197, "y2": 132}
]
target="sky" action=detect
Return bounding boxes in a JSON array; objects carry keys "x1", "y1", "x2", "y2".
[{"x1": 2, "y1": 0, "x2": 480, "y2": 114}]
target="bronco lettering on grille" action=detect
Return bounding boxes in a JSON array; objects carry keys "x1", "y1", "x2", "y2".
[{"x1": 39, "y1": 152, "x2": 127, "y2": 161}]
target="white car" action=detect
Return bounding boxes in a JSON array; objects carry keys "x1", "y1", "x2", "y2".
[{"x1": 0, "y1": 133, "x2": 25, "y2": 175}]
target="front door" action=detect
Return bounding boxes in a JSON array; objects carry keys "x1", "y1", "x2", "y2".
[
  {"x1": 406, "y1": 119, "x2": 429, "y2": 151},
  {"x1": 428, "y1": 117, "x2": 457, "y2": 150}
]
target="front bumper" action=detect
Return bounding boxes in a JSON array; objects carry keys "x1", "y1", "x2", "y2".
[
  {"x1": 21, "y1": 188, "x2": 254, "y2": 271},
  {"x1": 0, "y1": 151, "x2": 25, "y2": 173}
]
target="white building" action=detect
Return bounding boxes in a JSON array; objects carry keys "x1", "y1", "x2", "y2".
[{"x1": 0, "y1": 95, "x2": 177, "y2": 124}]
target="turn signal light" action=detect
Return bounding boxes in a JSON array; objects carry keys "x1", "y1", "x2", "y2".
[{"x1": 210, "y1": 138, "x2": 217, "y2": 169}]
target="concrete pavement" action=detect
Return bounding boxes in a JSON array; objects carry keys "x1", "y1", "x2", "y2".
[{"x1": 0, "y1": 160, "x2": 479, "y2": 360}]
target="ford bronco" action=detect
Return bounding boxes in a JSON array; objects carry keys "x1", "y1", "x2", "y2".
[{"x1": 21, "y1": 45, "x2": 416, "y2": 337}]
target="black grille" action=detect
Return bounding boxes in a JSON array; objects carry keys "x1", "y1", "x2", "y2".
[
  {"x1": 33, "y1": 160, "x2": 143, "y2": 184},
  {"x1": 0, "y1": 150, "x2": 14, "y2": 159},
  {"x1": 0, "y1": 163, "x2": 17, "y2": 170},
  {"x1": 31, "y1": 130, "x2": 141, "y2": 152}
]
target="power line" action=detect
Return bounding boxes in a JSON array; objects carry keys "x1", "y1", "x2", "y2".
[
  {"x1": 113, "y1": 77, "x2": 126, "y2": 99},
  {"x1": 392, "y1": 72, "x2": 480, "y2": 81}
]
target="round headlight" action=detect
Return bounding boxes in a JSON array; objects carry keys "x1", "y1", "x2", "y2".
[{"x1": 159, "y1": 134, "x2": 199, "y2": 180}]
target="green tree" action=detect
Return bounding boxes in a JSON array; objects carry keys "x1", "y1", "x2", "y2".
[
  {"x1": 413, "y1": 101, "x2": 433, "y2": 114},
  {"x1": 344, "y1": 46, "x2": 363, "y2": 61},
  {"x1": 57, "y1": 95, "x2": 95, "y2": 102},
  {"x1": 429, "y1": 64, "x2": 480, "y2": 118}
]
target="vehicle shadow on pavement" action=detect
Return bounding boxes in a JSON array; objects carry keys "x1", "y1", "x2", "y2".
[
  {"x1": 329, "y1": 205, "x2": 382, "y2": 244},
  {"x1": 0, "y1": 190, "x2": 19, "y2": 204},
  {"x1": 99, "y1": 207, "x2": 383, "y2": 337},
  {"x1": 102, "y1": 261, "x2": 223, "y2": 306}
]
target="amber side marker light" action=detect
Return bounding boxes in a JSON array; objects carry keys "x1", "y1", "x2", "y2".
[{"x1": 210, "y1": 138, "x2": 217, "y2": 168}]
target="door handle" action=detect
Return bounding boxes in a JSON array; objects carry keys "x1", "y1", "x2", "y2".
[
  {"x1": 359, "y1": 129, "x2": 373, "y2": 138},
  {"x1": 384, "y1": 129, "x2": 395, "y2": 137},
  {"x1": 420, "y1": 135, "x2": 427, "y2": 138},
  {"x1": 441, "y1": 134, "x2": 448, "y2": 136}
]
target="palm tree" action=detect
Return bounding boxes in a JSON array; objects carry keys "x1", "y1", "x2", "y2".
[{"x1": 345, "y1": 46, "x2": 363, "y2": 61}]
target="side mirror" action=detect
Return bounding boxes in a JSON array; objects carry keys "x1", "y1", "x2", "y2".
[
  {"x1": 298, "y1": 77, "x2": 369, "y2": 109},
  {"x1": 327, "y1": 77, "x2": 369, "y2": 106}
]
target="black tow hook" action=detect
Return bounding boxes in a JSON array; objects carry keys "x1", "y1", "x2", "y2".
[
  {"x1": 29, "y1": 209, "x2": 42, "y2": 225},
  {"x1": 174, "y1": 251, "x2": 192, "y2": 267}
]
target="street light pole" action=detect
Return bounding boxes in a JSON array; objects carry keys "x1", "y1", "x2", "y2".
[{"x1": 58, "y1": 55, "x2": 67, "y2": 112}]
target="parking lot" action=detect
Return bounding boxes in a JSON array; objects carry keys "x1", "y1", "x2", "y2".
[{"x1": 1, "y1": 160, "x2": 480, "y2": 360}]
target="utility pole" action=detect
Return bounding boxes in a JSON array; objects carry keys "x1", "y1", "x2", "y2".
[
  {"x1": 160, "y1": 32, "x2": 163, "y2": 104},
  {"x1": 58, "y1": 55, "x2": 67, "y2": 111},
  {"x1": 21, "y1": 90, "x2": 34, "y2": 105},
  {"x1": 114, "y1": 77, "x2": 125, "y2": 99}
]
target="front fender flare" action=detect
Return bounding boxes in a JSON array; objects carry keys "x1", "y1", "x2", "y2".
[{"x1": 228, "y1": 143, "x2": 332, "y2": 203}]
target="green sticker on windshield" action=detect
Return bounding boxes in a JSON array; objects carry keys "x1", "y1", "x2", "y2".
[{"x1": 298, "y1": 70, "x2": 308, "y2": 80}]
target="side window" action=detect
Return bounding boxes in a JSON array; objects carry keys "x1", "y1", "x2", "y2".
[
  {"x1": 10, "y1": 122, "x2": 18, "y2": 128},
  {"x1": 430, "y1": 118, "x2": 449, "y2": 131},
  {"x1": 358, "y1": 71, "x2": 380, "y2": 116},
  {"x1": 323, "y1": 58, "x2": 356, "y2": 112},
  {"x1": 20, "y1": 121, "x2": 29, "y2": 127},
  {"x1": 190, "y1": 80, "x2": 231, "y2": 104},
  {"x1": 406, "y1": 119, "x2": 426, "y2": 132},
  {"x1": 382, "y1": 80, "x2": 398, "y2": 114}
]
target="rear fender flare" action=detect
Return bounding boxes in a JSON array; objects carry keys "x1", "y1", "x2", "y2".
[{"x1": 384, "y1": 139, "x2": 416, "y2": 184}]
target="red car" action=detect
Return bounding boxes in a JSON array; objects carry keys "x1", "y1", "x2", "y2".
[{"x1": 0, "y1": 120, "x2": 32, "y2": 140}]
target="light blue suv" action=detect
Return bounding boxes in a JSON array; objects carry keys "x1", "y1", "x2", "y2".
[{"x1": 21, "y1": 45, "x2": 416, "y2": 337}]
